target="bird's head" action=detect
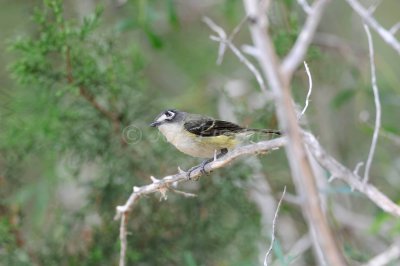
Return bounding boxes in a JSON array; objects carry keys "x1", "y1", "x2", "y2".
[{"x1": 150, "y1": 109, "x2": 183, "y2": 127}]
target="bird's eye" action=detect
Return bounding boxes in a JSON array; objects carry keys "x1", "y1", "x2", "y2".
[{"x1": 164, "y1": 110, "x2": 175, "y2": 119}]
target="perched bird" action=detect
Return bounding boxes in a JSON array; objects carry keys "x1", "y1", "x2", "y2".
[{"x1": 150, "y1": 109, "x2": 280, "y2": 178}]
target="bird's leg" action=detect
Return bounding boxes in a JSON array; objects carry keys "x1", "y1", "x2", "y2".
[
  {"x1": 186, "y1": 148, "x2": 228, "y2": 180},
  {"x1": 216, "y1": 148, "x2": 228, "y2": 159},
  {"x1": 199, "y1": 148, "x2": 228, "y2": 175}
]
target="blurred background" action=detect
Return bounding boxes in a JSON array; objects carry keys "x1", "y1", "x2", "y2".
[{"x1": 0, "y1": 0, "x2": 399, "y2": 265}]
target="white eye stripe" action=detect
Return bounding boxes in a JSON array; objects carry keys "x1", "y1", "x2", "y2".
[
  {"x1": 156, "y1": 114, "x2": 168, "y2": 122},
  {"x1": 156, "y1": 111, "x2": 176, "y2": 122}
]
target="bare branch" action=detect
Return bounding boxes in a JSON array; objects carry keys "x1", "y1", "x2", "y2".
[
  {"x1": 353, "y1": 162, "x2": 364, "y2": 176},
  {"x1": 116, "y1": 130, "x2": 400, "y2": 265},
  {"x1": 303, "y1": 131, "x2": 400, "y2": 217},
  {"x1": 345, "y1": 0, "x2": 400, "y2": 55},
  {"x1": 380, "y1": 128, "x2": 400, "y2": 147},
  {"x1": 276, "y1": 233, "x2": 312, "y2": 265},
  {"x1": 202, "y1": 17, "x2": 227, "y2": 65},
  {"x1": 390, "y1": 22, "x2": 400, "y2": 35},
  {"x1": 296, "y1": 0, "x2": 312, "y2": 14},
  {"x1": 115, "y1": 137, "x2": 286, "y2": 220},
  {"x1": 243, "y1": 0, "x2": 346, "y2": 264},
  {"x1": 203, "y1": 17, "x2": 268, "y2": 93},
  {"x1": 281, "y1": 0, "x2": 331, "y2": 78},
  {"x1": 202, "y1": 16, "x2": 247, "y2": 64},
  {"x1": 169, "y1": 188, "x2": 197, "y2": 198},
  {"x1": 229, "y1": 16, "x2": 249, "y2": 43},
  {"x1": 363, "y1": 24, "x2": 381, "y2": 184},
  {"x1": 115, "y1": 137, "x2": 286, "y2": 265},
  {"x1": 264, "y1": 186, "x2": 286, "y2": 266},
  {"x1": 367, "y1": 0, "x2": 383, "y2": 14},
  {"x1": 298, "y1": 61, "x2": 313, "y2": 119},
  {"x1": 362, "y1": 243, "x2": 400, "y2": 266},
  {"x1": 119, "y1": 209, "x2": 132, "y2": 266}
]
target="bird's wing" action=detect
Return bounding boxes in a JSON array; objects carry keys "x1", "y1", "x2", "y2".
[{"x1": 184, "y1": 118, "x2": 244, "y2": 137}]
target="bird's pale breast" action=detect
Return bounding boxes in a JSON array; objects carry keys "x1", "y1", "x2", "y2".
[{"x1": 158, "y1": 123, "x2": 237, "y2": 158}]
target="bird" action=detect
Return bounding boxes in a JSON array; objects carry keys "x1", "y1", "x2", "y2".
[{"x1": 150, "y1": 109, "x2": 281, "y2": 179}]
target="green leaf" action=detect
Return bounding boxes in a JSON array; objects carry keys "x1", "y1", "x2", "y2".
[
  {"x1": 331, "y1": 89, "x2": 356, "y2": 109},
  {"x1": 183, "y1": 251, "x2": 197, "y2": 266},
  {"x1": 144, "y1": 27, "x2": 163, "y2": 48},
  {"x1": 167, "y1": 0, "x2": 179, "y2": 27}
]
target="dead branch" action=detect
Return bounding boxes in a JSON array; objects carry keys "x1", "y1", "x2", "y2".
[
  {"x1": 281, "y1": 0, "x2": 331, "y2": 78},
  {"x1": 115, "y1": 129, "x2": 400, "y2": 265},
  {"x1": 362, "y1": 242, "x2": 400, "y2": 266},
  {"x1": 203, "y1": 16, "x2": 268, "y2": 93},
  {"x1": 362, "y1": 24, "x2": 381, "y2": 184},
  {"x1": 345, "y1": 0, "x2": 400, "y2": 55},
  {"x1": 298, "y1": 61, "x2": 313, "y2": 119},
  {"x1": 243, "y1": 0, "x2": 346, "y2": 264},
  {"x1": 264, "y1": 186, "x2": 286, "y2": 266},
  {"x1": 303, "y1": 131, "x2": 400, "y2": 217},
  {"x1": 115, "y1": 137, "x2": 286, "y2": 266}
]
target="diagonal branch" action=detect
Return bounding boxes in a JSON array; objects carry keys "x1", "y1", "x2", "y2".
[
  {"x1": 115, "y1": 130, "x2": 400, "y2": 266},
  {"x1": 303, "y1": 131, "x2": 400, "y2": 217},
  {"x1": 362, "y1": 242, "x2": 400, "y2": 266},
  {"x1": 115, "y1": 137, "x2": 287, "y2": 220},
  {"x1": 345, "y1": 0, "x2": 400, "y2": 55},
  {"x1": 115, "y1": 137, "x2": 286, "y2": 266},
  {"x1": 281, "y1": 0, "x2": 331, "y2": 78},
  {"x1": 203, "y1": 17, "x2": 268, "y2": 93}
]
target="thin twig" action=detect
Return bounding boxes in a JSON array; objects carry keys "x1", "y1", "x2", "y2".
[
  {"x1": 281, "y1": 0, "x2": 331, "y2": 78},
  {"x1": 303, "y1": 131, "x2": 400, "y2": 217},
  {"x1": 169, "y1": 188, "x2": 197, "y2": 198},
  {"x1": 390, "y1": 22, "x2": 400, "y2": 35},
  {"x1": 296, "y1": 0, "x2": 312, "y2": 14},
  {"x1": 362, "y1": 24, "x2": 381, "y2": 184},
  {"x1": 345, "y1": 0, "x2": 400, "y2": 55},
  {"x1": 264, "y1": 186, "x2": 286, "y2": 266},
  {"x1": 299, "y1": 61, "x2": 313, "y2": 119},
  {"x1": 379, "y1": 128, "x2": 400, "y2": 147},
  {"x1": 203, "y1": 17, "x2": 268, "y2": 93},
  {"x1": 213, "y1": 15, "x2": 249, "y2": 65},
  {"x1": 366, "y1": 0, "x2": 383, "y2": 14},
  {"x1": 272, "y1": 233, "x2": 312, "y2": 265},
  {"x1": 229, "y1": 16, "x2": 248, "y2": 41},
  {"x1": 119, "y1": 213, "x2": 129, "y2": 266},
  {"x1": 362, "y1": 242, "x2": 400, "y2": 266},
  {"x1": 353, "y1": 161, "x2": 364, "y2": 176}
]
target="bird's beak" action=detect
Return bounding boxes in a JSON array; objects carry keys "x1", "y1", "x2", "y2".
[{"x1": 150, "y1": 121, "x2": 161, "y2": 127}]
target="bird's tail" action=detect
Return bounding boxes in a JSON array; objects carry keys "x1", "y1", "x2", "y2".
[{"x1": 246, "y1": 128, "x2": 281, "y2": 135}]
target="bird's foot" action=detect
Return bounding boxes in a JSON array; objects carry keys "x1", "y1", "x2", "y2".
[{"x1": 186, "y1": 159, "x2": 212, "y2": 181}]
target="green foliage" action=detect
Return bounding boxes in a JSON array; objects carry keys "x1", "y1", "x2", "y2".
[
  {"x1": 3, "y1": 0, "x2": 398, "y2": 264},
  {"x1": 1, "y1": 1, "x2": 266, "y2": 265},
  {"x1": 331, "y1": 89, "x2": 357, "y2": 109},
  {"x1": 0, "y1": 218, "x2": 31, "y2": 266}
]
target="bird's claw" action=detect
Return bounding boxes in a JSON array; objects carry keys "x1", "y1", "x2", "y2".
[{"x1": 186, "y1": 160, "x2": 211, "y2": 181}]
